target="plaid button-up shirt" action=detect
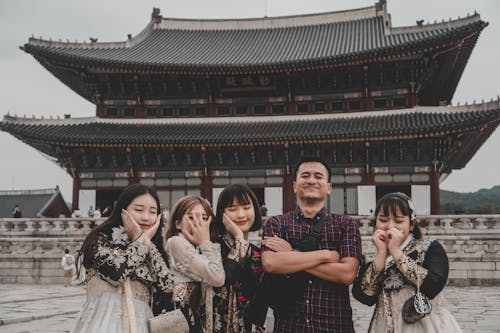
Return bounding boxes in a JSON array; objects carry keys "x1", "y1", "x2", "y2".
[{"x1": 262, "y1": 207, "x2": 363, "y2": 333}]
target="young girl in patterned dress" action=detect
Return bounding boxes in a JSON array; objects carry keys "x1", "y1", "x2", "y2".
[
  {"x1": 164, "y1": 195, "x2": 225, "y2": 333},
  {"x1": 352, "y1": 192, "x2": 462, "y2": 333},
  {"x1": 73, "y1": 184, "x2": 174, "y2": 333}
]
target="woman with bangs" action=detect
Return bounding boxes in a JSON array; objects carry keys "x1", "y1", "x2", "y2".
[
  {"x1": 352, "y1": 192, "x2": 462, "y2": 333},
  {"x1": 211, "y1": 184, "x2": 289, "y2": 333},
  {"x1": 73, "y1": 184, "x2": 173, "y2": 333},
  {"x1": 164, "y1": 195, "x2": 225, "y2": 333}
]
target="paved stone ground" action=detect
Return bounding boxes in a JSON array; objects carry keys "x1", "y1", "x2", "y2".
[{"x1": 0, "y1": 284, "x2": 499, "y2": 333}]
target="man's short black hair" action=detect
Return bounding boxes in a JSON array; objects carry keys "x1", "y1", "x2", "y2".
[{"x1": 293, "y1": 156, "x2": 331, "y2": 181}]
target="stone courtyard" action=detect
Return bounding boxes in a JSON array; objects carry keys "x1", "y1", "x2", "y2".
[{"x1": 0, "y1": 284, "x2": 499, "y2": 333}]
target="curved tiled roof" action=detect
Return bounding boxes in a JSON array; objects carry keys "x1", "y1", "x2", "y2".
[
  {"x1": 2, "y1": 103, "x2": 499, "y2": 146},
  {"x1": 21, "y1": 4, "x2": 487, "y2": 73}
]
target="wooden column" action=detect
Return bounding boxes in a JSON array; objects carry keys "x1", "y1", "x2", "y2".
[
  {"x1": 283, "y1": 171, "x2": 295, "y2": 213},
  {"x1": 201, "y1": 171, "x2": 213, "y2": 204},
  {"x1": 72, "y1": 176, "x2": 80, "y2": 211},
  {"x1": 430, "y1": 162, "x2": 441, "y2": 214}
]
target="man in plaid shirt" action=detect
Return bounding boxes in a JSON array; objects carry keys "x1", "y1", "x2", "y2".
[{"x1": 261, "y1": 157, "x2": 362, "y2": 332}]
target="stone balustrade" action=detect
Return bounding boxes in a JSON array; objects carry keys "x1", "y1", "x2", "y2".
[{"x1": 1, "y1": 215, "x2": 500, "y2": 285}]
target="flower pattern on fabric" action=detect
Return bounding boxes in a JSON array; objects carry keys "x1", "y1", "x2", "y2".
[
  {"x1": 395, "y1": 251, "x2": 429, "y2": 288},
  {"x1": 359, "y1": 238, "x2": 433, "y2": 333},
  {"x1": 360, "y1": 263, "x2": 384, "y2": 296},
  {"x1": 213, "y1": 239, "x2": 266, "y2": 333},
  {"x1": 111, "y1": 226, "x2": 130, "y2": 246},
  {"x1": 89, "y1": 228, "x2": 173, "y2": 294},
  {"x1": 227, "y1": 237, "x2": 250, "y2": 262}
]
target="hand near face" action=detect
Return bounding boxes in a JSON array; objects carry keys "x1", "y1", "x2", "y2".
[
  {"x1": 372, "y1": 229, "x2": 389, "y2": 254},
  {"x1": 141, "y1": 214, "x2": 161, "y2": 243},
  {"x1": 122, "y1": 209, "x2": 143, "y2": 241},
  {"x1": 183, "y1": 211, "x2": 211, "y2": 247},
  {"x1": 262, "y1": 236, "x2": 292, "y2": 252},
  {"x1": 222, "y1": 213, "x2": 244, "y2": 240},
  {"x1": 387, "y1": 226, "x2": 405, "y2": 253}
]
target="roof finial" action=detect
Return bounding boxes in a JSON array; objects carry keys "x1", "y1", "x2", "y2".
[
  {"x1": 89, "y1": 37, "x2": 98, "y2": 43},
  {"x1": 152, "y1": 7, "x2": 162, "y2": 23}
]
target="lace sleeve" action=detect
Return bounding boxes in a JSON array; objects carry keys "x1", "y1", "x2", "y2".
[
  {"x1": 148, "y1": 245, "x2": 174, "y2": 293},
  {"x1": 360, "y1": 263, "x2": 384, "y2": 296},
  {"x1": 395, "y1": 254, "x2": 428, "y2": 287},
  {"x1": 92, "y1": 234, "x2": 150, "y2": 286},
  {"x1": 227, "y1": 238, "x2": 250, "y2": 263},
  {"x1": 169, "y1": 236, "x2": 225, "y2": 287}
]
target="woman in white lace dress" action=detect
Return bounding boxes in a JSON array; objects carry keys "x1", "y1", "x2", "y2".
[
  {"x1": 73, "y1": 184, "x2": 174, "y2": 333},
  {"x1": 164, "y1": 195, "x2": 225, "y2": 333},
  {"x1": 352, "y1": 192, "x2": 462, "y2": 333}
]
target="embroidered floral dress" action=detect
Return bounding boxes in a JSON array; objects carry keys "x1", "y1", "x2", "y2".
[
  {"x1": 72, "y1": 226, "x2": 174, "y2": 333},
  {"x1": 352, "y1": 238, "x2": 463, "y2": 333},
  {"x1": 213, "y1": 236, "x2": 267, "y2": 333},
  {"x1": 166, "y1": 234, "x2": 225, "y2": 333}
]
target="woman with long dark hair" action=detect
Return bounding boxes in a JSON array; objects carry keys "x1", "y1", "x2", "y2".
[
  {"x1": 73, "y1": 184, "x2": 173, "y2": 333},
  {"x1": 164, "y1": 195, "x2": 225, "y2": 333}
]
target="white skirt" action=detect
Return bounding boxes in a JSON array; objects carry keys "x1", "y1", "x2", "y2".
[{"x1": 72, "y1": 277, "x2": 153, "y2": 333}]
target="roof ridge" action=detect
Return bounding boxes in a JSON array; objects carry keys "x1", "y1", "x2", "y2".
[
  {"x1": 156, "y1": 5, "x2": 380, "y2": 31},
  {"x1": 0, "y1": 188, "x2": 58, "y2": 196},
  {"x1": 390, "y1": 12, "x2": 483, "y2": 35}
]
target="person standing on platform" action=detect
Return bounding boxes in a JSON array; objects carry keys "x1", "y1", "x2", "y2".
[
  {"x1": 12, "y1": 204, "x2": 22, "y2": 218},
  {"x1": 259, "y1": 203, "x2": 268, "y2": 217},
  {"x1": 93, "y1": 207, "x2": 102, "y2": 218},
  {"x1": 261, "y1": 156, "x2": 363, "y2": 332},
  {"x1": 61, "y1": 249, "x2": 75, "y2": 287},
  {"x1": 102, "y1": 205, "x2": 112, "y2": 217},
  {"x1": 87, "y1": 205, "x2": 94, "y2": 218}
]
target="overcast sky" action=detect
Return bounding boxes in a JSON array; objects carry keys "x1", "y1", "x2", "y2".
[{"x1": 0, "y1": 0, "x2": 499, "y2": 204}]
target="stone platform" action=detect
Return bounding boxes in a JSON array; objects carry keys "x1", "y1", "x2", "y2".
[{"x1": 0, "y1": 284, "x2": 499, "y2": 333}]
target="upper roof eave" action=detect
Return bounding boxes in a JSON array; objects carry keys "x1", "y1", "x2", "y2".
[{"x1": 20, "y1": 4, "x2": 487, "y2": 73}]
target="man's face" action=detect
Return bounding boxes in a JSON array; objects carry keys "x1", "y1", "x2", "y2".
[{"x1": 293, "y1": 162, "x2": 332, "y2": 202}]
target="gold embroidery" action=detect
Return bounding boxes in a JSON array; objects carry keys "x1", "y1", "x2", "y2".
[{"x1": 360, "y1": 263, "x2": 384, "y2": 296}]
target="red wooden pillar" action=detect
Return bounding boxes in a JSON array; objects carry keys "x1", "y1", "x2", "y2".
[
  {"x1": 283, "y1": 172, "x2": 295, "y2": 213},
  {"x1": 201, "y1": 171, "x2": 213, "y2": 204},
  {"x1": 430, "y1": 163, "x2": 440, "y2": 214},
  {"x1": 72, "y1": 176, "x2": 80, "y2": 211}
]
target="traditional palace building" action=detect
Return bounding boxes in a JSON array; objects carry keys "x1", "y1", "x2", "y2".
[{"x1": 1, "y1": 2, "x2": 499, "y2": 215}]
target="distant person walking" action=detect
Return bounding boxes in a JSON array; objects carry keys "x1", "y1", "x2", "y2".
[
  {"x1": 12, "y1": 204, "x2": 22, "y2": 218},
  {"x1": 87, "y1": 205, "x2": 94, "y2": 218},
  {"x1": 61, "y1": 249, "x2": 75, "y2": 287},
  {"x1": 259, "y1": 202, "x2": 268, "y2": 217},
  {"x1": 101, "y1": 205, "x2": 112, "y2": 217},
  {"x1": 93, "y1": 207, "x2": 101, "y2": 218},
  {"x1": 71, "y1": 208, "x2": 82, "y2": 218}
]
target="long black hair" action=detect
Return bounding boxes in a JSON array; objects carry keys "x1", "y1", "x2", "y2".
[{"x1": 76, "y1": 183, "x2": 168, "y2": 276}]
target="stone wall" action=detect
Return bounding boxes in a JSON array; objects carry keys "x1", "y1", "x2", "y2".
[
  {"x1": 0, "y1": 218, "x2": 99, "y2": 284},
  {"x1": 1, "y1": 215, "x2": 500, "y2": 285}
]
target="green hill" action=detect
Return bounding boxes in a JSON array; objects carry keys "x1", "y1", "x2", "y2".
[{"x1": 440, "y1": 185, "x2": 500, "y2": 214}]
